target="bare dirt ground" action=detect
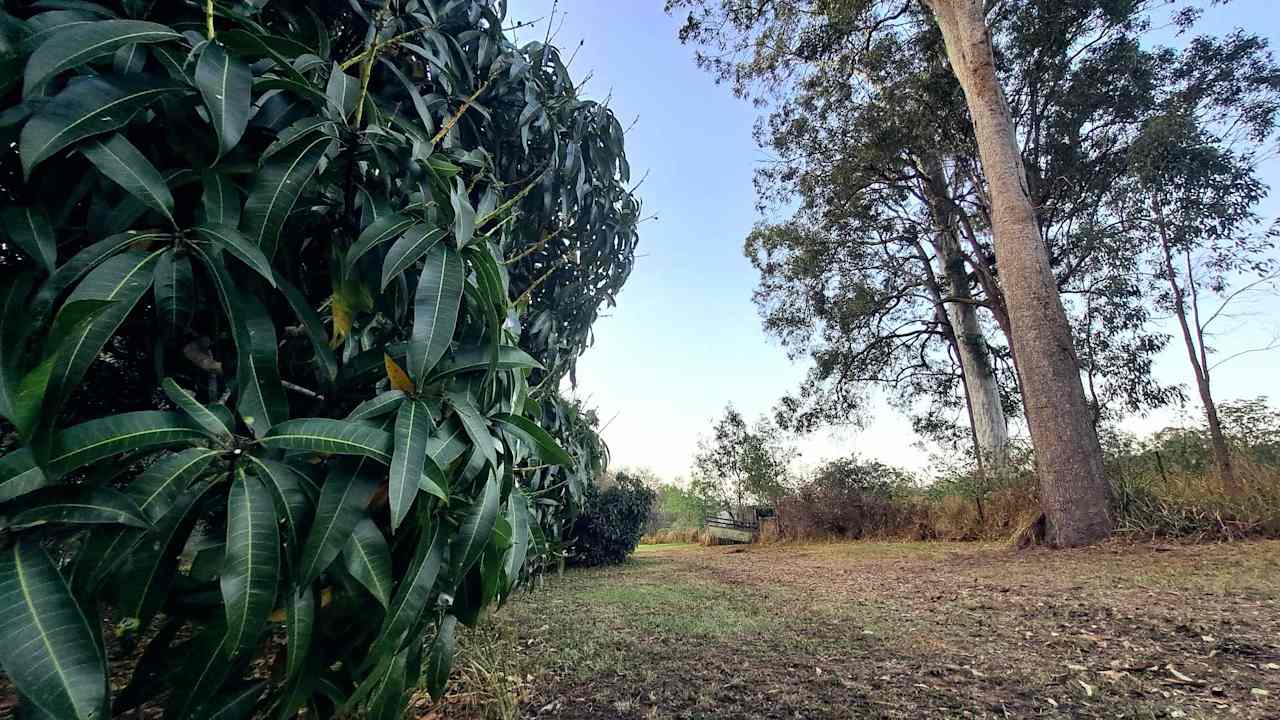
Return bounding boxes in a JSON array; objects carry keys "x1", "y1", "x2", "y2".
[{"x1": 439, "y1": 540, "x2": 1280, "y2": 720}]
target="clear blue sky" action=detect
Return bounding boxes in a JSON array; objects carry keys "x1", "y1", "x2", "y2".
[{"x1": 508, "y1": 0, "x2": 1280, "y2": 482}]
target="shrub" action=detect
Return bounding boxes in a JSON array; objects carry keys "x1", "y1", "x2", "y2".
[
  {"x1": 569, "y1": 472, "x2": 655, "y2": 566},
  {"x1": 0, "y1": 2, "x2": 637, "y2": 719}
]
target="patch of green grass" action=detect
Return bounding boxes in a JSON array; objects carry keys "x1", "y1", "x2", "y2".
[{"x1": 634, "y1": 542, "x2": 693, "y2": 552}]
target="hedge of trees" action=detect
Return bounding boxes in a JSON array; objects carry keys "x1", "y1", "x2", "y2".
[{"x1": 0, "y1": 1, "x2": 637, "y2": 718}]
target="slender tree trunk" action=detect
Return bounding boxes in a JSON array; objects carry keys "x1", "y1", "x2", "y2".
[
  {"x1": 921, "y1": 156, "x2": 1010, "y2": 474},
  {"x1": 1151, "y1": 198, "x2": 1238, "y2": 492},
  {"x1": 924, "y1": 0, "x2": 1113, "y2": 546},
  {"x1": 937, "y1": 235, "x2": 1009, "y2": 473}
]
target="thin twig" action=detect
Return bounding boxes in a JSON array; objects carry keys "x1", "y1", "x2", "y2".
[
  {"x1": 205, "y1": 0, "x2": 216, "y2": 39},
  {"x1": 282, "y1": 381, "x2": 325, "y2": 401},
  {"x1": 430, "y1": 77, "x2": 493, "y2": 147}
]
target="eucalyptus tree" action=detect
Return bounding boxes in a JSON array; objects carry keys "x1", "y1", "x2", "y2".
[
  {"x1": 670, "y1": 0, "x2": 1279, "y2": 544},
  {"x1": 0, "y1": 2, "x2": 639, "y2": 719},
  {"x1": 1116, "y1": 33, "x2": 1280, "y2": 492}
]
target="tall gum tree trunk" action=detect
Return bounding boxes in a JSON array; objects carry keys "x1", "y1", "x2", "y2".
[
  {"x1": 925, "y1": 0, "x2": 1113, "y2": 546},
  {"x1": 922, "y1": 156, "x2": 1010, "y2": 473},
  {"x1": 941, "y1": 248, "x2": 1010, "y2": 473}
]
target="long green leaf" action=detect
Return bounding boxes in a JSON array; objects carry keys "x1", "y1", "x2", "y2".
[
  {"x1": 324, "y1": 62, "x2": 359, "y2": 120},
  {"x1": 240, "y1": 130, "x2": 331, "y2": 259},
  {"x1": 237, "y1": 290, "x2": 289, "y2": 436},
  {"x1": 381, "y1": 225, "x2": 445, "y2": 289},
  {"x1": 448, "y1": 390, "x2": 495, "y2": 469},
  {"x1": 19, "y1": 74, "x2": 182, "y2": 176},
  {"x1": 222, "y1": 469, "x2": 280, "y2": 660},
  {"x1": 45, "y1": 248, "x2": 165, "y2": 416},
  {"x1": 501, "y1": 489, "x2": 532, "y2": 600},
  {"x1": 0, "y1": 275, "x2": 37, "y2": 422},
  {"x1": 113, "y1": 482, "x2": 208, "y2": 632},
  {"x1": 0, "y1": 448, "x2": 50, "y2": 504},
  {"x1": 374, "y1": 523, "x2": 444, "y2": 654},
  {"x1": 277, "y1": 584, "x2": 313, "y2": 719},
  {"x1": 427, "y1": 346, "x2": 542, "y2": 382},
  {"x1": 23, "y1": 20, "x2": 181, "y2": 96},
  {"x1": 205, "y1": 682, "x2": 266, "y2": 720},
  {"x1": 165, "y1": 629, "x2": 232, "y2": 720},
  {"x1": 493, "y1": 413, "x2": 573, "y2": 466},
  {"x1": 346, "y1": 213, "x2": 417, "y2": 274},
  {"x1": 261, "y1": 418, "x2": 393, "y2": 463},
  {"x1": 389, "y1": 398, "x2": 432, "y2": 533},
  {"x1": 31, "y1": 230, "x2": 163, "y2": 324},
  {"x1": 199, "y1": 171, "x2": 242, "y2": 226},
  {"x1": 124, "y1": 447, "x2": 219, "y2": 522},
  {"x1": 243, "y1": 457, "x2": 313, "y2": 556},
  {"x1": 1, "y1": 205, "x2": 57, "y2": 273},
  {"x1": 276, "y1": 274, "x2": 338, "y2": 384},
  {"x1": 296, "y1": 457, "x2": 380, "y2": 586},
  {"x1": 192, "y1": 224, "x2": 277, "y2": 287},
  {"x1": 4, "y1": 485, "x2": 151, "y2": 528},
  {"x1": 347, "y1": 390, "x2": 405, "y2": 422},
  {"x1": 80, "y1": 133, "x2": 176, "y2": 227},
  {"x1": 8, "y1": 298, "x2": 115, "y2": 438},
  {"x1": 0, "y1": 541, "x2": 106, "y2": 720},
  {"x1": 362, "y1": 649, "x2": 408, "y2": 720},
  {"x1": 195, "y1": 41, "x2": 252, "y2": 159},
  {"x1": 449, "y1": 474, "x2": 499, "y2": 578},
  {"x1": 344, "y1": 518, "x2": 392, "y2": 606},
  {"x1": 153, "y1": 249, "x2": 194, "y2": 336},
  {"x1": 162, "y1": 377, "x2": 233, "y2": 445},
  {"x1": 408, "y1": 241, "x2": 464, "y2": 383},
  {"x1": 46, "y1": 410, "x2": 204, "y2": 477},
  {"x1": 425, "y1": 615, "x2": 458, "y2": 701}
]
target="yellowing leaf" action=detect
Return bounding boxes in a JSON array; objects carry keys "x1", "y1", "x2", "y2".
[
  {"x1": 384, "y1": 354, "x2": 415, "y2": 394},
  {"x1": 330, "y1": 293, "x2": 352, "y2": 348}
]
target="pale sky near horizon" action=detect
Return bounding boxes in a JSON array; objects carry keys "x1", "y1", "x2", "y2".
[{"x1": 509, "y1": 0, "x2": 1280, "y2": 483}]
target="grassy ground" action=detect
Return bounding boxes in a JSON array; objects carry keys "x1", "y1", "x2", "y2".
[{"x1": 428, "y1": 540, "x2": 1280, "y2": 719}]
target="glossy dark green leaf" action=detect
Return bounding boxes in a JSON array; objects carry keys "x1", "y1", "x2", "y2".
[
  {"x1": 153, "y1": 249, "x2": 194, "y2": 336},
  {"x1": 347, "y1": 390, "x2": 406, "y2": 421},
  {"x1": 261, "y1": 418, "x2": 393, "y2": 462},
  {"x1": 195, "y1": 41, "x2": 252, "y2": 159},
  {"x1": 239, "y1": 292, "x2": 290, "y2": 436},
  {"x1": 428, "y1": 346, "x2": 541, "y2": 382},
  {"x1": 389, "y1": 398, "x2": 432, "y2": 533},
  {"x1": 325, "y1": 62, "x2": 359, "y2": 121},
  {"x1": 4, "y1": 485, "x2": 151, "y2": 528},
  {"x1": 192, "y1": 224, "x2": 277, "y2": 287},
  {"x1": 162, "y1": 377, "x2": 233, "y2": 445},
  {"x1": 364, "y1": 648, "x2": 409, "y2": 720},
  {"x1": 1, "y1": 205, "x2": 56, "y2": 273},
  {"x1": 449, "y1": 474, "x2": 499, "y2": 578},
  {"x1": 80, "y1": 133, "x2": 175, "y2": 227},
  {"x1": 346, "y1": 212, "x2": 416, "y2": 274},
  {"x1": 222, "y1": 469, "x2": 280, "y2": 660},
  {"x1": 205, "y1": 682, "x2": 266, "y2": 720},
  {"x1": 409, "y1": 241, "x2": 464, "y2": 383},
  {"x1": 493, "y1": 413, "x2": 573, "y2": 466},
  {"x1": 450, "y1": 176, "x2": 476, "y2": 247},
  {"x1": 277, "y1": 584, "x2": 314, "y2": 718},
  {"x1": 276, "y1": 274, "x2": 339, "y2": 384},
  {"x1": 344, "y1": 518, "x2": 392, "y2": 606},
  {"x1": 198, "y1": 171, "x2": 242, "y2": 226},
  {"x1": 113, "y1": 482, "x2": 209, "y2": 632},
  {"x1": 240, "y1": 130, "x2": 331, "y2": 259},
  {"x1": 501, "y1": 489, "x2": 532, "y2": 599},
  {"x1": 381, "y1": 224, "x2": 445, "y2": 289},
  {"x1": 165, "y1": 629, "x2": 232, "y2": 720},
  {"x1": 374, "y1": 523, "x2": 444, "y2": 654},
  {"x1": 23, "y1": 19, "x2": 181, "y2": 97},
  {"x1": 425, "y1": 614, "x2": 458, "y2": 701},
  {"x1": 46, "y1": 410, "x2": 204, "y2": 477},
  {"x1": 112, "y1": 41, "x2": 144, "y2": 74},
  {"x1": 8, "y1": 298, "x2": 115, "y2": 438},
  {"x1": 243, "y1": 457, "x2": 313, "y2": 555},
  {"x1": 296, "y1": 456, "x2": 380, "y2": 586},
  {"x1": 31, "y1": 230, "x2": 163, "y2": 324},
  {"x1": 124, "y1": 447, "x2": 219, "y2": 522},
  {"x1": 0, "y1": 541, "x2": 107, "y2": 720},
  {"x1": 448, "y1": 390, "x2": 495, "y2": 468},
  {"x1": 0, "y1": 448, "x2": 50, "y2": 504}
]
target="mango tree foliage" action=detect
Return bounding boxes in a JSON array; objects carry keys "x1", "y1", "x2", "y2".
[{"x1": 0, "y1": 1, "x2": 639, "y2": 718}]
